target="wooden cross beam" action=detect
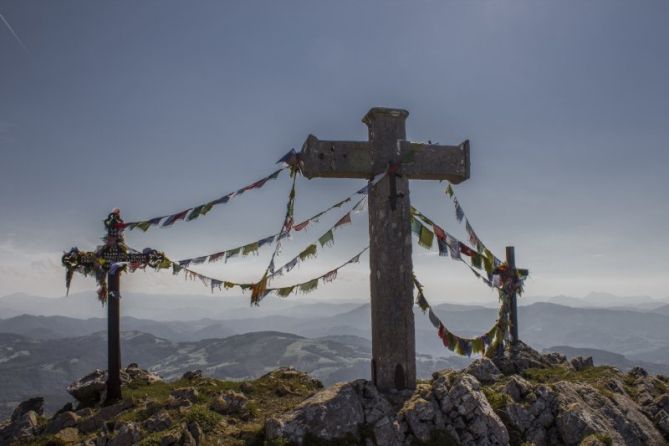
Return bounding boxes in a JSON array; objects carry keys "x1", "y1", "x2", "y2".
[
  {"x1": 62, "y1": 210, "x2": 168, "y2": 403},
  {"x1": 300, "y1": 107, "x2": 470, "y2": 391}
]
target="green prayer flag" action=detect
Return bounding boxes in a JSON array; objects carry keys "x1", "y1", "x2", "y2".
[
  {"x1": 418, "y1": 225, "x2": 434, "y2": 249},
  {"x1": 200, "y1": 202, "x2": 214, "y2": 216},
  {"x1": 136, "y1": 221, "x2": 152, "y2": 232},
  {"x1": 447, "y1": 332, "x2": 457, "y2": 352},
  {"x1": 276, "y1": 286, "x2": 295, "y2": 297},
  {"x1": 226, "y1": 247, "x2": 241, "y2": 261},
  {"x1": 298, "y1": 244, "x2": 318, "y2": 261},
  {"x1": 454, "y1": 338, "x2": 465, "y2": 356},
  {"x1": 187, "y1": 205, "x2": 205, "y2": 221},
  {"x1": 242, "y1": 242, "x2": 260, "y2": 256},
  {"x1": 446, "y1": 184, "x2": 454, "y2": 197},
  {"x1": 318, "y1": 230, "x2": 334, "y2": 247},
  {"x1": 299, "y1": 278, "x2": 319, "y2": 294},
  {"x1": 472, "y1": 338, "x2": 485, "y2": 354},
  {"x1": 484, "y1": 249, "x2": 494, "y2": 273},
  {"x1": 471, "y1": 253, "x2": 482, "y2": 269}
]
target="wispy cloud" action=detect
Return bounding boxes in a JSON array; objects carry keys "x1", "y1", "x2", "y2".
[{"x1": 0, "y1": 12, "x2": 31, "y2": 57}]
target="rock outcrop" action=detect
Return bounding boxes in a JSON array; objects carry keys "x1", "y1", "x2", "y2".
[
  {"x1": 67, "y1": 364, "x2": 162, "y2": 407},
  {"x1": 266, "y1": 372, "x2": 510, "y2": 445},
  {"x1": 1, "y1": 353, "x2": 667, "y2": 445}
]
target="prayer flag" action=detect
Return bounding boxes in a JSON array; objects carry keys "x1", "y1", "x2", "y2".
[
  {"x1": 162, "y1": 209, "x2": 190, "y2": 227},
  {"x1": 418, "y1": 225, "x2": 434, "y2": 249},
  {"x1": 334, "y1": 212, "x2": 352, "y2": 228},
  {"x1": 318, "y1": 230, "x2": 334, "y2": 247},
  {"x1": 299, "y1": 279, "x2": 319, "y2": 294}
]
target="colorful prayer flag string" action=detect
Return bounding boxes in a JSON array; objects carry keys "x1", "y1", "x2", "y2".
[
  {"x1": 163, "y1": 246, "x2": 369, "y2": 305},
  {"x1": 173, "y1": 186, "x2": 369, "y2": 267},
  {"x1": 413, "y1": 274, "x2": 507, "y2": 357},
  {"x1": 267, "y1": 196, "x2": 365, "y2": 282},
  {"x1": 123, "y1": 150, "x2": 298, "y2": 232},
  {"x1": 444, "y1": 184, "x2": 501, "y2": 265}
]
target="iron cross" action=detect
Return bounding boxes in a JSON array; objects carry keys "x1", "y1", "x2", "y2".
[
  {"x1": 300, "y1": 107, "x2": 470, "y2": 391},
  {"x1": 62, "y1": 209, "x2": 168, "y2": 403}
]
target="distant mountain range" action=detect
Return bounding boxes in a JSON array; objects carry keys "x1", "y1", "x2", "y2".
[
  {"x1": 2, "y1": 291, "x2": 669, "y2": 420},
  {"x1": 2, "y1": 298, "x2": 669, "y2": 361},
  {"x1": 2, "y1": 291, "x2": 668, "y2": 321}
]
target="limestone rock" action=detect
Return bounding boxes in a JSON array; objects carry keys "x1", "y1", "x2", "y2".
[
  {"x1": 107, "y1": 421, "x2": 141, "y2": 446},
  {"x1": 124, "y1": 363, "x2": 162, "y2": 385},
  {"x1": 68, "y1": 366, "x2": 162, "y2": 407},
  {"x1": 443, "y1": 374, "x2": 509, "y2": 445},
  {"x1": 210, "y1": 391, "x2": 250, "y2": 419},
  {"x1": 464, "y1": 358, "x2": 503, "y2": 384},
  {"x1": 504, "y1": 375, "x2": 532, "y2": 402},
  {"x1": 160, "y1": 431, "x2": 180, "y2": 446},
  {"x1": 45, "y1": 410, "x2": 80, "y2": 434},
  {"x1": 570, "y1": 356, "x2": 594, "y2": 371},
  {"x1": 143, "y1": 410, "x2": 172, "y2": 432},
  {"x1": 181, "y1": 370, "x2": 203, "y2": 381},
  {"x1": 54, "y1": 426, "x2": 80, "y2": 443},
  {"x1": 500, "y1": 379, "x2": 666, "y2": 446},
  {"x1": 179, "y1": 427, "x2": 197, "y2": 446},
  {"x1": 542, "y1": 351, "x2": 569, "y2": 366},
  {"x1": 188, "y1": 420, "x2": 204, "y2": 445},
  {"x1": 0, "y1": 409, "x2": 40, "y2": 443},
  {"x1": 11, "y1": 396, "x2": 44, "y2": 422},
  {"x1": 170, "y1": 387, "x2": 199, "y2": 404},
  {"x1": 67, "y1": 369, "x2": 108, "y2": 407},
  {"x1": 78, "y1": 400, "x2": 134, "y2": 434},
  {"x1": 492, "y1": 341, "x2": 552, "y2": 375},
  {"x1": 265, "y1": 380, "x2": 366, "y2": 444}
]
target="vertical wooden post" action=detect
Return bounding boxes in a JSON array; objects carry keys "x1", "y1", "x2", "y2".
[
  {"x1": 106, "y1": 270, "x2": 122, "y2": 403},
  {"x1": 363, "y1": 108, "x2": 416, "y2": 391},
  {"x1": 506, "y1": 246, "x2": 519, "y2": 345}
]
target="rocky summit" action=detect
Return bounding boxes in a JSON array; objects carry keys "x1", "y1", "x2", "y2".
[{"x1": 1, "y1": 343, "x2": 668, "y2": 445}]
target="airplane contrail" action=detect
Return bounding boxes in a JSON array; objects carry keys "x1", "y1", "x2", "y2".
[{"x1": 0, "y1": 12, "x2": 31, "y2": 56}]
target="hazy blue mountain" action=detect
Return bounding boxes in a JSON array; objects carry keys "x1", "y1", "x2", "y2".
[
  {"x1": 0, "y1": 315, "x2": 235, "y2": 342},
  {"x1": 0, "y1": 292, "x2": 362, "y2": 321},
  {"x1": 3, "y1": 300, "x2": 669, "y2": 360},
  {"x1": 654, "y1": 303, "x2": 669, "y2": 316}
]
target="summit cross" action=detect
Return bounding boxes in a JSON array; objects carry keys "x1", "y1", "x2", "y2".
[
  {"x1": 62, "y1": 210, "x2": 168, "y2": 403},
  {"x1": 300, "y1": 107, "x2": 470, "y2": 391}
]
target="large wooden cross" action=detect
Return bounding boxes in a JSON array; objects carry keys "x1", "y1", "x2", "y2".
[
  {"x1": 300, "y1": 107, "x2": 470, "y2": 391},
  {"x1": 62, "y1": 210, "x2": 168, "y2": 403}
]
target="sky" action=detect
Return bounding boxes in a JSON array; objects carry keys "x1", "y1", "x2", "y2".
[{"x1": 1, "y1": 0, "x2": 668, "y2": 304}]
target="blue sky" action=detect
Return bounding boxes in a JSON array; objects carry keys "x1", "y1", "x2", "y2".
[{"x1": 1, "y1": 1, "x2": 667, "y2": 302}]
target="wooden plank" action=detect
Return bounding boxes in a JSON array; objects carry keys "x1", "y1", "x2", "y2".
[
  {"x1": 399, "y1": 140, "x2": 470, "y2": 183},
  {"x1": 299, "y1": 134, "x2": 373, "y2": 179}
]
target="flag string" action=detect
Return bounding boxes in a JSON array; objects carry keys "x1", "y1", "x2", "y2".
[
  {"x1": 413, "y1": 273, "x2": 508, "y2": 357},
  {"x1": 267, "y1": 195, "x2": 367, "y2": 283},
  {"x1": 122, "y1": 150, "x2": 298, "y2": 232},
  {"x1": 157, "y1": 246, "x2": 369, "y2": 305},
  {"x1": 444, "y1": 184, "x2": 501, "y2": 264},
  {"x1": 173, "y1": 183, "x2": 370, "y2": 267}
]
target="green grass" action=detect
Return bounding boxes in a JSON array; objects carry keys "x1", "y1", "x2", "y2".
[
  {"x1": 521, "y1": 366, "x2": 618, "y2": 386},
  {"x1": 482, "y1": 387, "x2": 509, "y2": 411},
  {"x1": 183, "y1": 404, "x2": 223, "y2": 433}
]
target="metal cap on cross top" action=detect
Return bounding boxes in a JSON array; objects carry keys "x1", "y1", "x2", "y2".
[{"x1": 299, "y1": 107, "x2": 470, "y2": 391}]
